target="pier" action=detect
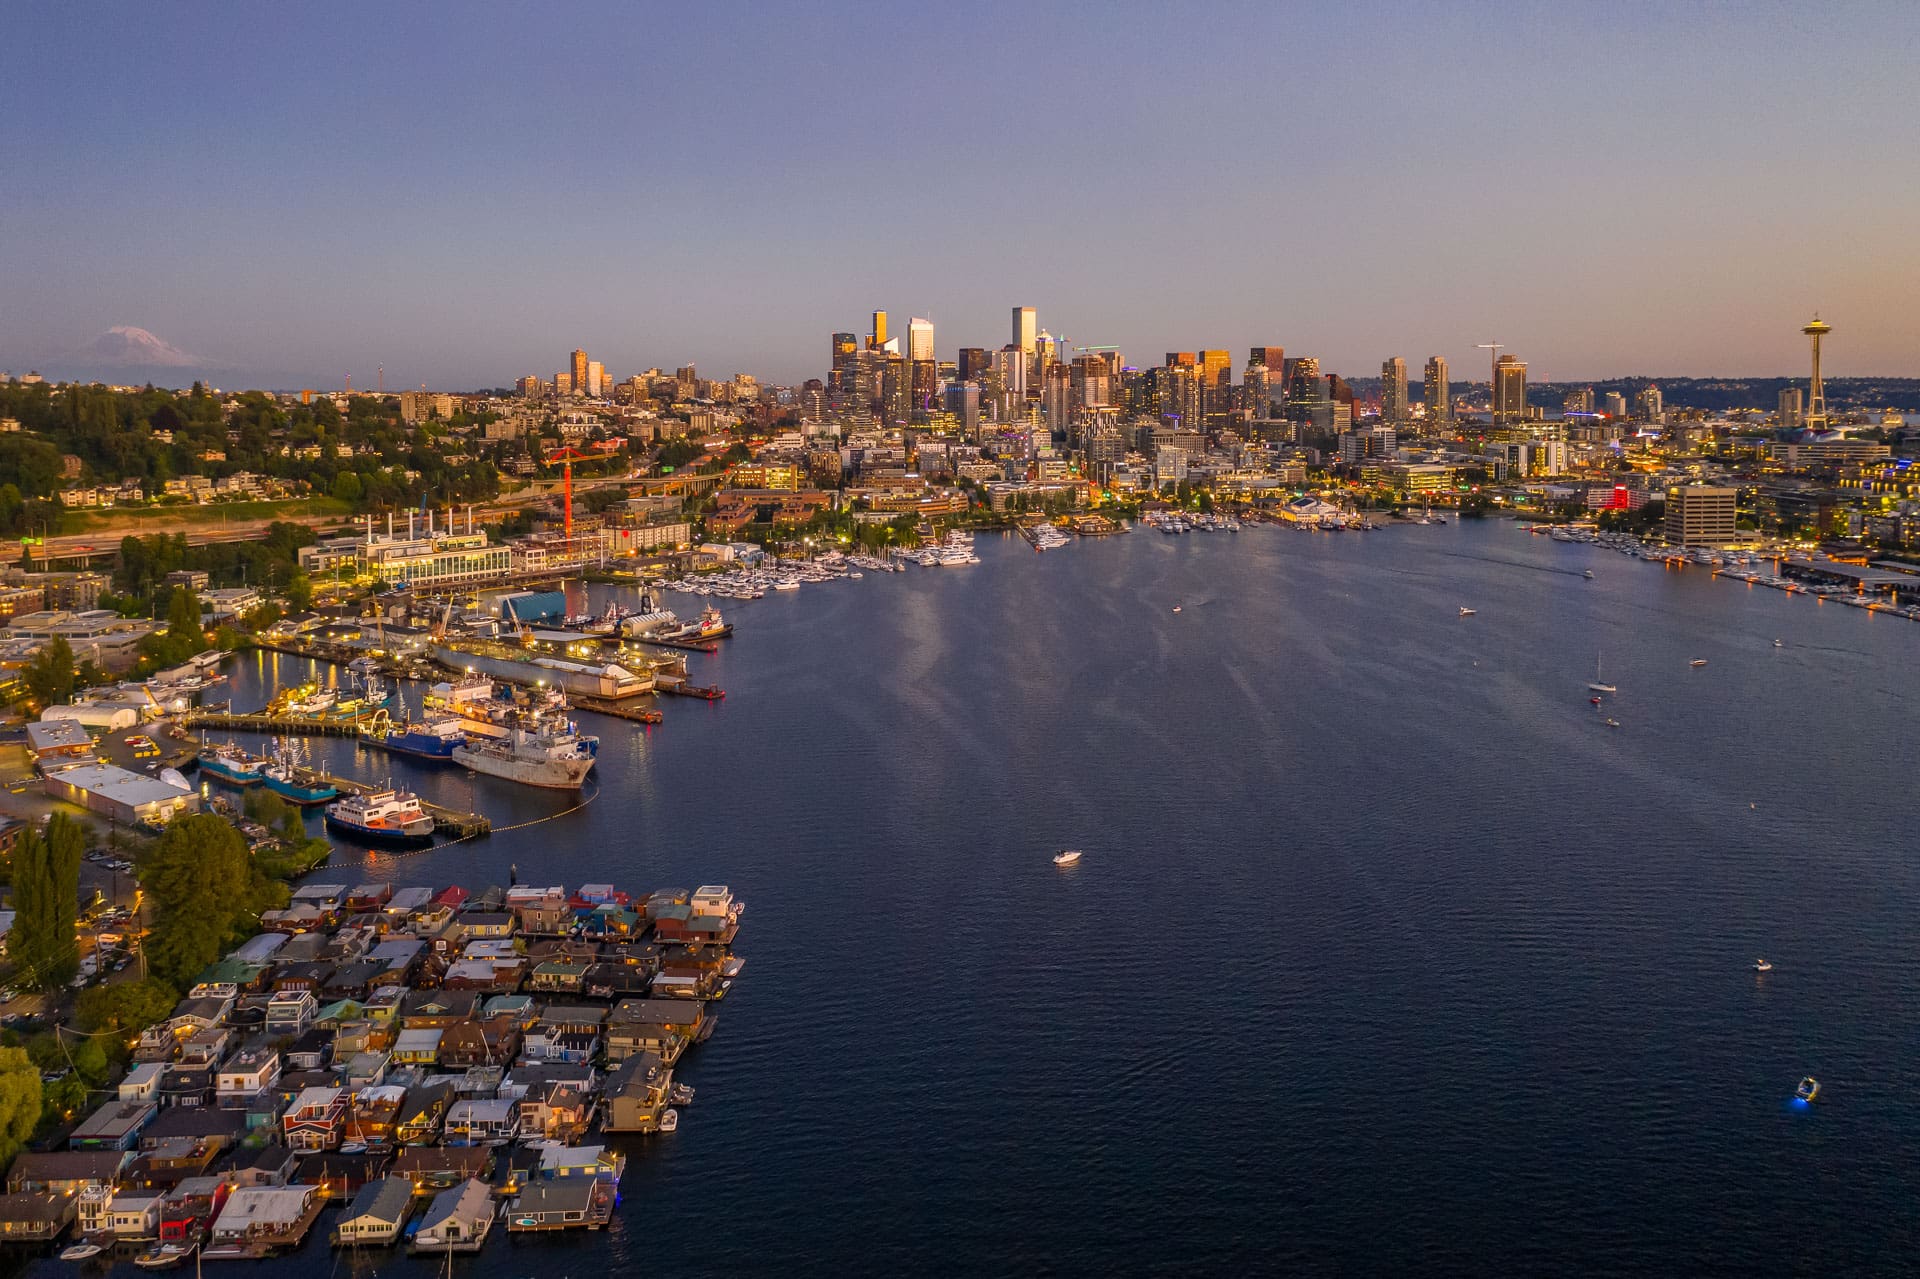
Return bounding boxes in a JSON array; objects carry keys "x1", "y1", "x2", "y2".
[{"x1": 184, "y1": 712, "x2": 373, "y2": 737}]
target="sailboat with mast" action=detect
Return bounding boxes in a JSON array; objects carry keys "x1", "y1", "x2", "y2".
[{"x1": 1588, "y1": 652, "x2": 1617, "y2": 694}]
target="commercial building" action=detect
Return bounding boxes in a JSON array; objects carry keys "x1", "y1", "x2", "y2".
[
  {"x1": 398, "y1": 392, "x2": 455, "y2": 424},
  {"x1": 1664, "y1": 485, "x2": 1740, "y2": 546},
  {"x1": 1423, "y1": 356, "x2": 1449, "y2": 423},
  {"x1": 1381, "y1": 357, "x2": 1408, "y2": 422},
  {"x1": 1493, "y1": 354, "x2": 1526, "y2": 424},
  {"x1": 43, "y1": 764, "x2": 198, "y2": 826}
]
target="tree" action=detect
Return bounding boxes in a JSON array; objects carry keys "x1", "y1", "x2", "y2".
[
  {"x1": 23, "y1": 636, "x2": 76, "y2": 707},
  {"x1": 141, "y1": 814, "x2": 267, "y2": 986},
  {"x1": 74, "y1": 978, "x2": 179, "y2": 1036},
  {"x1": 0, "y1": 1047, "x2": 42, "y2": 1170},
  {"x1": 330, "y1": 471, "x2": 362, "y2": 503},
  {"x1": 284, "y1": 568, "x2": 313, "y2": 613},
  {"x1": 7, "y1": 820, "x2": 78, "y2": 990},
  {"x1": 166, "y1": 587, "x2": 205, "y2": 651}
]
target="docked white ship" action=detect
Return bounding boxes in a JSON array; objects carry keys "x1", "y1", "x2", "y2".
[{"x1": 452, "y1": 724, "x2": 597, "y2": 789}]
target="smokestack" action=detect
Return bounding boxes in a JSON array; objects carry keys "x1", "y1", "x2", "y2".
[{"x1": 387, "y1": 512, "x2": 393, "y2": 538}]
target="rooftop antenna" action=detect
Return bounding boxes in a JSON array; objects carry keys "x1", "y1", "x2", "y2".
[{"x1": 377, "y1": 364, "x2": 384, "y2": 394}]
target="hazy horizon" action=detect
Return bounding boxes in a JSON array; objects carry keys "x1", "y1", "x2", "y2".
[{"x1": 3, "y1": 1, "x2": 1916, "y2": 390}]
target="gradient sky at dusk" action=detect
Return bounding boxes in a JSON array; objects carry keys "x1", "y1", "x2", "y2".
[{"x1": 3, "y1": 1, "x2": 1916, "y2": 389}]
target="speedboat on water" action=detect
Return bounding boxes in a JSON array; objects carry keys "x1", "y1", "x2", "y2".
[
  {"x1": 60, "y1": 1243, "x2": 104, "y2": 1262},
  {"x1": 1053, "y1": 849, "x2": 1083, "y2": 866},
  {"x1": 1753, "y1": 957, "x2": 1773, "y2": 972},
  {"x1": 1458, "y1": 606, "x2": 1476, "y2": 617},
  {"x1": 1795, "y1": 1076, "x2": 1819, "y2": 1103}
]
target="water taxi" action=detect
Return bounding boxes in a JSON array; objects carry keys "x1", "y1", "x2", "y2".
[
  {"x1": 1795, "y1": 1076, "x2": 1820, "y2": 1103},
  {"x1": 1052, "y1": 849, "x2": 1083, "y2": 866}
]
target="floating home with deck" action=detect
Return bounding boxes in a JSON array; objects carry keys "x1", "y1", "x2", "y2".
[{"x1": 37, "y1": 879, "x2": 745, "y2": 1259}]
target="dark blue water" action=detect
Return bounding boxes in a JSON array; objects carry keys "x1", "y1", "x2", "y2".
[{"x1": 47, "y1": 521, "x2": 1920, "y2": 1275}]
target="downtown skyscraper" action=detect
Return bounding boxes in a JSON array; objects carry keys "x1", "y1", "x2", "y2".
[
  {"x1": 1381, "y1": 357, "x2": 1409, "y2": 422},
  {"x1": 1423, "y1": 356, "x2": 1449, "y2": 423}
]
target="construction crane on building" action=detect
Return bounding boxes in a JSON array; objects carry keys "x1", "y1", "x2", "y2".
[{"x1": 546, "y1": 446, "x2": 598, "y2": 540}]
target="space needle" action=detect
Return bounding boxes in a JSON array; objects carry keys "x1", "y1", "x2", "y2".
[{"x1": 1802, "y1": 316, "x2": 1832, "y2": 431}]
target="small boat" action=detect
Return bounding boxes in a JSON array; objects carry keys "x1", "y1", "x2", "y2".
[
  {"x1": 1171, "y1": 605, "x2": 1182, "y2": 613},
  {"x1": 1690, "y1": 658, "x2": 1709, "y2": 668},
  {"x1": 1458, "y1": 607, "x2": 1476, "y2": 617},
  {"x1": 1588, "y1": 652, "x2": 1617, "y2": 694},
  {"x1": 659, "y1": 1109, "x2": 679, "y2": 1132},
  {"x1": 1753, "y1": 957, "x2": 1773, "y2": 972},
  {"x1": 134, "y1": 1243, "x2": 196, "y2": 1270},
  {"x1": 60, "y1": 1243, "x2": 105, "y2": 1262},
  {"x1": 1583, "y1": 570, "x2": 1595, "y2": 579},
  {"x1": 670, "y1": 1083, "x2": 694, "y2": 1105},
  {"x1": 1773, "y1": 639, "x2": 1784, "y2": 648},
  {"x1": 1053, "y1": 849, "x2": 1083, "y2": 866},
  {"x1": 1795, "y1": 1076, "x2": 1820, "y2": 1103},
  {"x1": 1603, "y1": 717, "x2": 1621, "y2": 728}
]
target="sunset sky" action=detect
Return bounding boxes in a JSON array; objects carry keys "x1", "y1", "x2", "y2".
[{"x1": 3, "y1": 0, "x2": 1915, "y2": 389}]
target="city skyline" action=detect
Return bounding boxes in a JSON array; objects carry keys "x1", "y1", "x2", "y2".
[{"x1": 3, "y1": 2, "x2": 1917, "y2": 388}]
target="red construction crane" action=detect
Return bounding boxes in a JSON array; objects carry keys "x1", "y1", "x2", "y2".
[{"x1": 547, "y1": 447, "x2": 585, "y2": 539}]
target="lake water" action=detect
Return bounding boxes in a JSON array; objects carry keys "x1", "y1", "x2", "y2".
[{"x1": 40, "y1": 519, "x2": 1920, "y2": 1276}]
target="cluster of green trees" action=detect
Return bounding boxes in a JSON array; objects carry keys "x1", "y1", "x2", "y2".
[
  {"x1": 140, "y1": 814, "x2": 288, "y2": 988},
  {"x1": 0, "y1": 1048, "x2": 42, "y2": 1169},
  {"x1": 22, "y1": 636, "x2": 105, "y2": 707},
  {"x1": 242, "y1": 790, "x2": 333, "y2": 881},
  {"x1": 8, "y1": 815, "x2": 84, "y2": 990},
  {"x1": 0, "y1": 382, "x2": 503, "y2": 515}
]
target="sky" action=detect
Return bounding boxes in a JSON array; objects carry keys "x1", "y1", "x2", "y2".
[{"x1": 3, "y1": 0, "x2": 1917, "y2": 390}]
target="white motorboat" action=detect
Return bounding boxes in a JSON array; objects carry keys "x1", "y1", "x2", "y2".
[
  {"x1": 659, "y1": 1108, "x2": 680, "y2": 1132},
  {"x1": 1753, "y1": 957, "x2": 1773, "y2": 972},
  {"x1": 1773, "y1": 639, "x2": 1784, "y2": 648},
  {"x1": 1053, "y1": 849, "x2": 1083, "y2": 866},
  {"x1": 1458, "y1": 606, "x2": 1476, "y2": 617},
  {"x1": 1690, "y1": 658, "x2": 1708, "y2": 667},
  {"x1": 60, "y1": 1243, "x2": 104, "y2": 1262}
]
